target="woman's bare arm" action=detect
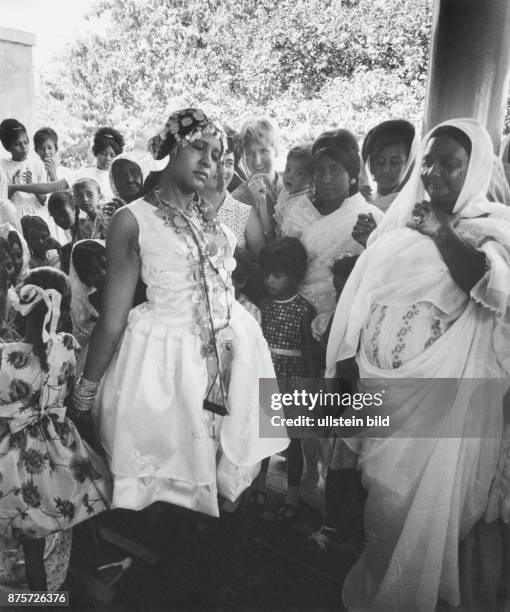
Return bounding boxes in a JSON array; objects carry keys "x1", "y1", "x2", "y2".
[
  {"x1": 8, "y1": 178, "x2": 68, "y2": 196},
  {"x1": 82, "y1": 207, "x2": 141, "y2": 382},
  {"x1": 244, "y1": 208, "x2": 266, "y2": 256}
]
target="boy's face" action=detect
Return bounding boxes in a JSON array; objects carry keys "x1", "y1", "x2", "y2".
[
  {"x1": 36, "y1": 138, "x2": 58, "y2": 162},
  {"x1": 27, "y1": 228, "x2": 50, "y2": 258},
  {"x1": 244, "y1": 140, "x2": 276, "y2": 176},
  {"x1": 283, "y1": 158, "x2": 311, "y2": 194},
  {"x1": 73, "y1": 182, "x2": 100, "y2": 215},
  {"x1": 51, "y1": 202, "x2": 75, "y2": 230}
]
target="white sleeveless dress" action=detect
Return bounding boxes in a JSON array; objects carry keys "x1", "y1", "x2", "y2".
[{"x1": 96, "y1": 197, "x2": 287, "y2": 516}]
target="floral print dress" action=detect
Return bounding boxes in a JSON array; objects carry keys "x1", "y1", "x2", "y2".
[{"x1": 0, "y1": 334, "x2": 111, "y2": 540}]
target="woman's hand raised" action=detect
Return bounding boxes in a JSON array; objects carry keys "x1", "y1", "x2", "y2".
[
  {"x1": 352, "y1": 212, "x2": 377, "y2": 247},
  {"x1": 407, "y1": 200, "x2": 457, "y2": 239}
]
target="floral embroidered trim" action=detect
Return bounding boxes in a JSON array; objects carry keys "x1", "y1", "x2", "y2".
[{"x1": 391, "y1": 304, "x2": 420, "y2": 369}]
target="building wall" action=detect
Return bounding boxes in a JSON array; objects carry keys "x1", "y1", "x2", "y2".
[{"x1": 0, "y1": 27, "x2": 36, "y2": 156}]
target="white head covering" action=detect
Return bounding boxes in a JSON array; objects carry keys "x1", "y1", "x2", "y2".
[
  {"x1": 69, "y1": 239, "x2": 105, "y2": 345},
  {"x1": 109, "y1": 153, "x2": 149, "y2": 200},
  {"x1": 326, "y1": 118, "x2": 510, "y2": 375},
  {"x1": 370, "y1": 118, "x2": 494, "y2": 241}
]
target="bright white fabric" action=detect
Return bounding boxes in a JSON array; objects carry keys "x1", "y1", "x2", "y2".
[
  {"x1": 326, "y1": 118, "x2": 510, "y2": 611},
  {"x1": 274, "y1": 188, "x2": 320, "y2": 239},
  {"x1": 299, "y1": 193, "x2": 383, "y2": 315},
  {"x1": 96, "y1": 198, "x2": 288, "y2": 517},
  {"x1": 0, "y1": 158, "x2": 63, "y2": 241}
]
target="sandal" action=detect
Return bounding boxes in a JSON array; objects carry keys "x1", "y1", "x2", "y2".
[{"x1": 274, "y1": 502, "x2": 298, "y2": 522}]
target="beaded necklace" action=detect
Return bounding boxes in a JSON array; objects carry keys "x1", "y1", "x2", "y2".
[{"x1": 150, "y1": 188, "x2": 235, "y2": 414}]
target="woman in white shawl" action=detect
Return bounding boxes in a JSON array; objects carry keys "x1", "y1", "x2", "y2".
[{"x1": 326, "y1": 118, "x2": 510, "y2": 611}]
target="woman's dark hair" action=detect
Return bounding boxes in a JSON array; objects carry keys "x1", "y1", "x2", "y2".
[
  {"x1": 362, "y1": 120, "x2": 415, "y2": 164},
  {"x1": 7, "y1": 230, "x2": 22, "y2": 254},
  {"x1": 223, "y1": 125, "x2": 241, "y2": 165},
  {"x1": 21, "y1": 215, "x2": 50, "y2": 243},
  {"x1": 141, "y1": 171, "x2": 162, "y2": 196},
  {"x1": 429, "y1": 126, "x2": 472, "y2": 156},
  {"x1": 0, "y1": 118, "x2": 27, "y2": 151},
  {"x1": 312, "y1": 129, "x2": 361, "y2": 196},
  {"x1": 232, "y1": 247, "x2": 255, "y2": 287},
  {"x1": 22, "y1": 267, "x2": 71, "y2": 371},
  {"x1": 92, "y1": 127, "x2": 125, "y2": 156},
  {"x1": 48, "y1": 190, "x2": 75, "y2": 216},
  {"x1": 72, "y1": 241, "x2": 105, "y2": 285},
  {"x1": 331, "y1": 255, "x2": 359, "y2": 279},
  {"x1": 258, "y1": 237, "x2": 308, "y2": 283},
  {"x1": 34, "y1": 127, "x2": 58, "y2": 151}
]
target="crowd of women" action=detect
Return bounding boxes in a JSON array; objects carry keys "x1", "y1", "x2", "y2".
[{"x1": 1, "y1": 107, "x2": 510, "y2": 610}]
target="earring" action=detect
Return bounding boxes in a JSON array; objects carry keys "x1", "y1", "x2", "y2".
[{"x1": 350, "y1": 178, "x2": 356, "y2": 185}]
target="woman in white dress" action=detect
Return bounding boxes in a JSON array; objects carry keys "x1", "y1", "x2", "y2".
[
  {"x1": 75, "y1": 128, "x2": 125, "y2": 200},
  {"x1": 72, "y1": 109, "x2": 287, "y2": 517},
  {"x1": 0, "y1": 120, "x2": 50, "y2": 228},
  {"x1": 326, "y1": 118, "x2": 510, "y2": 610}
]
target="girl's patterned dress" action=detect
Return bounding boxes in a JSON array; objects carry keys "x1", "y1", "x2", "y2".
[
  {"x1": 260, "y1": 294, "x2": 314, "y2": 393},
  {"x1": 0, "y1": 333, "x2": 111, "y2": 540}
]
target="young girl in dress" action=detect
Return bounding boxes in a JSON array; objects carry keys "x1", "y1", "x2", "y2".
[
  {"x1": 253, "y1": 237, "x2": 316, "y2": 520},
  {"x1": 0, "y1": 267, "x2": 111, "y2": 590},
  {"x1": 0, "y1": 120, "x2": 47, "y2": 223}
]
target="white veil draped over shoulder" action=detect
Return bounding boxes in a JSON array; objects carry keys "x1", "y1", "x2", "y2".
[{"x1": 326, "y1": 118, "x2": 510, "y2": 375}]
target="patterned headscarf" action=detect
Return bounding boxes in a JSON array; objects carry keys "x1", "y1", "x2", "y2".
[{"x1": 148, "y1": 108, "x2": 227, "y2": 161}]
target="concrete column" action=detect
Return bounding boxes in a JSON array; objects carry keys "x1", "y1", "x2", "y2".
[
  {"x1": 0, "y1": 27, "x2": 36, "y2": 144},
  {"x1": 424, "y1": 0, "x2": 510, "y2": 152}
]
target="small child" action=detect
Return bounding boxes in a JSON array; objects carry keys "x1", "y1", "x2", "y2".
[
  {"x1": 308, "y1": 254, "x2": 366, "y2": 552},
  {"x1": 71, "y1": 178, "x2": 103, "y2": 239},
  {"x1": 20, "y1": 216, "x2": 61, "y2": 269},
  {"x1": 274, "y1": 143, "x2": 320, "y2": 239},
  {"x1": 0, "y1": 267, "x2": 111, "y2": 590},
  {"x1": 47, "y1": 191, "x2": 74, "y2": 243},
  {"x1": 232, "y1": 247, "x2": 261, "y2": 324},
  {"x1": 69, "y1": 240, "x2": 106, "y2": 375},
  {"x1": 253, "y1": 237, "x2": 316, "y2": 521}
]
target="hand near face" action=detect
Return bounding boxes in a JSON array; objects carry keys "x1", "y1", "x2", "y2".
[
  {"x1": 352, "y1": 212, "x2": 377, "y2": 247},
  {"x1": 102, "y1": 197, "x2": 125, "y2": 218},
  {"x1": 406, "y1": 200, "x2": 456, "y2": 238},
  {"x1": 248, "y1": 173, "x2": 267, "y2": 203},
  {"x1": 44, "y1": 158, "x2": 58, "y2": 181}
]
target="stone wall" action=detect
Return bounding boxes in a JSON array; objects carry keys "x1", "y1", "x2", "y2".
[{"x1": 0, "y1": 27, "x2": 36, "y2": 156}]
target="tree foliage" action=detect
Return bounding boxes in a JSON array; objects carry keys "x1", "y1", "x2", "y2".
[{"x1": 36, "y1": 0, "x2": 434, "y2": 166}]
